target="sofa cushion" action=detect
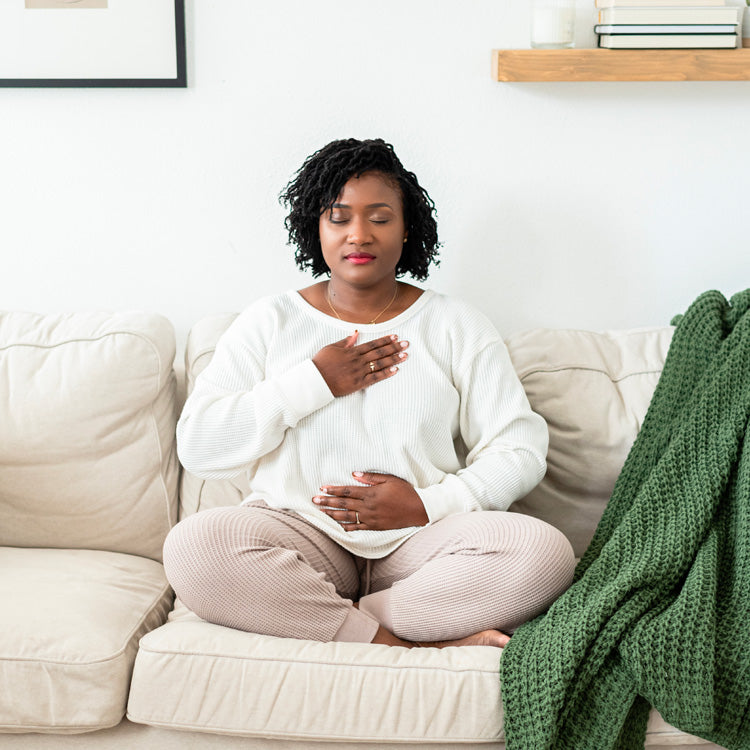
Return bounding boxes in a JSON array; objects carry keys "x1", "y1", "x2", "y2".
[
  {"x1": 179, "y1": 313, "x2": 249, "y2": 517},
  {"x1": 129, "y1": 604, "x2": 712, "y2": 747},
  {"x1": 0, "y1": 547, "x2": 172, "y2": 733},
  {"x1": 128, "y1": 602, "x2": 504, "y2": 742},
  {"x1": 178, "y1": 315, "x2": 673, "y2": 553},
  {"x1": 0, "y1": 311, "x2": 179, "y2": 561},
  {"x1": 506, "y1": 326, "x2": 673, "y2": 558}
]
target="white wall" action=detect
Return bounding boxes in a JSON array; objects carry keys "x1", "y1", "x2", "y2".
[{"x1": 2, "y1": 0, "x2": 749, "y2": 361}]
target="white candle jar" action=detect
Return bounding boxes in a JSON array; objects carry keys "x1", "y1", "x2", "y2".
[{"x1": 531, "y1": 0, "x2": 576, "y2": 49}]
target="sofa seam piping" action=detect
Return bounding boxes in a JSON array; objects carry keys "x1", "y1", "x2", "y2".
[
  {"x1": 149, "y1": 373, "x2": 177, "y2": 535},
  {"x1": 124, "y1": 715, "x2": 500, "y2": 743},
  {"x1": 518, "y1": 366, "x2": 664, "y2": 384},
  {"x1": 134, "y1": 645, "x2": 501, "y2": 674}
]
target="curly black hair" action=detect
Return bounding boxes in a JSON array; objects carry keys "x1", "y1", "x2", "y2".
[{"x1": 280, "y1": 138, "x2": 440, "y2": 280}]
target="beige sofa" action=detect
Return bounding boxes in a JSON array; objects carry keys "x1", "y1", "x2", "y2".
[{"x1": 0, "y1": 309, "x2": 726, "y2": 749}]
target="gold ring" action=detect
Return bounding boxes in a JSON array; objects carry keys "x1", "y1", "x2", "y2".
[
  {"x1": 355, "y1": 511, "x2": 360, "y2": 524},
  {"x1": 369, "y1": 361, "x2": 376, "y2": 372}
]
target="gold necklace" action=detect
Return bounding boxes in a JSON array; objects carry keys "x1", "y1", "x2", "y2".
[{"x1": 326, "y1": 282, "x2": 399, "y2": 324}]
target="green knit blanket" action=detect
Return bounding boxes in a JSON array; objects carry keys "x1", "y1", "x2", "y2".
[{"x1": 501, "y1": 289, "x2": 750, "y2": 750}]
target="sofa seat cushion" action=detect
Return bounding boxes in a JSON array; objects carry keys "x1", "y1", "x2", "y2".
[
  {"x1": 128, "y1": 604, "x2": 504, "y2": 743},
  {"x1": 129, "y1": 605, "x2": 716, "y2": 747},
  {"x1": 0, "y1": 547, "x2": 172, "y2": 734}
]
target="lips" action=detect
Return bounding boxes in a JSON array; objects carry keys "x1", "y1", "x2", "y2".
[{"x1": 345, "y1": 252, "x2": 375, "y2": 264}]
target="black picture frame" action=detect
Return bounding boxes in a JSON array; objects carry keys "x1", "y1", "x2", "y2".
[{"x1": 0, "y1": 0, "x2": 187, "y2": 88}]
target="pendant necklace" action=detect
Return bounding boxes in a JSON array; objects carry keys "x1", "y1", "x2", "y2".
[{"x1": 326, "y1": 282, "x2": 399, "y2": 324}]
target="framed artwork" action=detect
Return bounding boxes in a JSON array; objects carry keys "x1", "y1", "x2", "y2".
[{"x1": 0, "y1": 0, "x2": 187, "y2": 87}]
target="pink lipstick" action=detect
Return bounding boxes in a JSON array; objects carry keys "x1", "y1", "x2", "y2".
[{"x1": 345, "y1": 253, "x2": 375, "y2": 264}]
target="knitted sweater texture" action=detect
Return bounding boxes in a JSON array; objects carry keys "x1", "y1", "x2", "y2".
[{"x1": 501, "y1": 289, "x2": 750, "y2": 750}]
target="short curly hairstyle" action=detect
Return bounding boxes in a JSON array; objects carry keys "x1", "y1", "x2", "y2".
[{"x1": 280, "y1": 138, "x2": 440, "y2": 280}]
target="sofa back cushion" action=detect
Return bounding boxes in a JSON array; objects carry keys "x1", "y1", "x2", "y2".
[
  {"x1": 179, "y1": 313, "x2": 249, "y2": 518},
  {"x1": 0, "y1": 311, "x2": 179, "y2": 561},
  {"x1": 178, "y1": 314, "x2": 673, "y2": 560},
  {"x1": 506, "y1": 326, "x2": 673, "y2": 557}
]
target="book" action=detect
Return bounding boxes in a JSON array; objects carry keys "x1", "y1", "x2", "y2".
[
  {"x1": 595, "y1": 0, "x2": 726, "y2": 6},
  {"x1": 598, "y1": 32, "x2": 739, "y2": 47},
  {"x1": 595, "y1": 23, "x2": 738, "y2": 33},
  {"x1": 598, "y1": 7, "x2": 742, "y2": 24}
]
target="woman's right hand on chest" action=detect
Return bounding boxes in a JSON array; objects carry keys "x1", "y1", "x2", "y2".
[{"x1": 312, "y1": 332, "x2": 409, "y2": 397}]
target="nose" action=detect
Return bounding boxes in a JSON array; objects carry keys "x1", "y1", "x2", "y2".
[{"x1": 346, "y1": 215, "x2": 372, "y2": 246}]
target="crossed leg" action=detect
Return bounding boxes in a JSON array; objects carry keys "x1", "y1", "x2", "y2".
[
  {"x1": 360, "y1": 511, "x2": 576, "y2": 645},
  {"x1": 163, "y1": 504, "x2": 575, "y2": 648}
]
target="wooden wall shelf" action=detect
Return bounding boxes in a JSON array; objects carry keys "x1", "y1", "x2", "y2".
[{"x1": 492, "y1": 48, "x2": 750, "y2": 82}]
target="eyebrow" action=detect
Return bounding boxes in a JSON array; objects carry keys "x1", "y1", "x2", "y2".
[{"x1": 331, "y1": 202, "x2": 394, "y2": 210}]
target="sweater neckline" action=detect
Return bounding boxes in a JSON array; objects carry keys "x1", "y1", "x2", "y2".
[{"x1": 290, "y1": 288, "x2": 434, "y2": 329}]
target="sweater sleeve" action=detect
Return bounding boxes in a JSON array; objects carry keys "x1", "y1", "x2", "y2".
[
  {"x1": 414, "y1": 335, "x2": 548, "y2": 523},
  {"x1": 176, "y1": 309, "x2": 334, "y2": 479}
]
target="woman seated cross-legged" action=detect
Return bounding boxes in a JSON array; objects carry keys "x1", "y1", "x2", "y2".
[{"x1": 164, "y1": 137, "x2": 575, "y2": 649}]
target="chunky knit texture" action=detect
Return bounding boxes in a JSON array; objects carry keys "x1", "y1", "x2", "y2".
[{"x1": 501, "y1": 289, "x2": 750, "y2": 750}]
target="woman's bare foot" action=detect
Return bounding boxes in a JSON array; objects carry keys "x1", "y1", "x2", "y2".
[
  {"x1": 422, "y1": 629, "x2": 510, "y2": 649},
  {"x1": 371, "y1": 626, "x2": 509, "y2": 649}
]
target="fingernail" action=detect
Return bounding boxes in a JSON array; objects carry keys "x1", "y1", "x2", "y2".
[
  {"x1": 398, "y1": 352, "x2": 407, "y2": 359},
  {"x1": 390, "y1": 366, "x2": 398, "y2": 372},
  {"x1": 390, "y1": 335, "x2": 398, "y2": 341},
  {"x1": 400, "y1": 341, "x2": 409, "y2": 348},
  {"x1": 353, "y1": 471, "x2": 364, "y2": 477},
  {"x1": 313, "y1": 497, "x2": 322, "y2": 504}
]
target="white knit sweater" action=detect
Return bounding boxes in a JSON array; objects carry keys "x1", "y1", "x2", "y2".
[{"x1": 177, "y1": 289, "x2": 548, "y2": 558}]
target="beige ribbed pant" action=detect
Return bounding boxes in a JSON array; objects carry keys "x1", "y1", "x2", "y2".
[{"x1": 163, "y1": 502, "x2": 575, "y2": 644}]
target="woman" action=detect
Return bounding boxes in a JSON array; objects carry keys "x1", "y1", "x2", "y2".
[{"x1": 164, "y1": 138, "x2": 575, "y2": 649}]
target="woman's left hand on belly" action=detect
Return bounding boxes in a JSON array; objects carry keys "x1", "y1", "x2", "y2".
[{"x1": 313, "y1": 472, "x2": 429, "y2": 531}]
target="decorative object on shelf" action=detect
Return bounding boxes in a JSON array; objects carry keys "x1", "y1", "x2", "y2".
[
  {"x1": 595, "y1": 0, "x2": 727, "y2": 5},
  {"x1": 593, "y1": 3, "x2": 741, "y2": 49},
  {"x1": 598, "y1": 33, "x2": 737, "y2": 48},
  {"x1": 0, "y1": 0, "x2": 186, "y2": 87},
  {"x1": 597, "y1": 5, "x2": 740, "y2": 23},
  {"x1": 530, "y1": 0, "x2": 576, "y2": 49}
]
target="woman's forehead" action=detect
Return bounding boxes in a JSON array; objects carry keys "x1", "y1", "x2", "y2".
[{"x1": 335, "y1": 171, "x2": 402, "y2": 205}]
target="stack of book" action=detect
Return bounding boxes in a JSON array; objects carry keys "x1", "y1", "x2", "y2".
[{"x1": 595, "y1": 0, "x2": 743, "y2": 49}]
